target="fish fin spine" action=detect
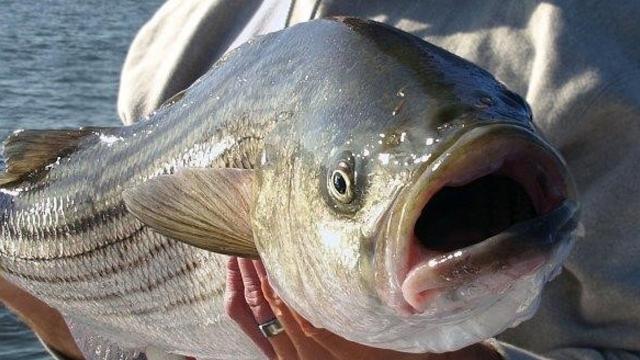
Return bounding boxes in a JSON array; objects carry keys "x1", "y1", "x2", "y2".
[{"x1": 0, "y1": 126, "x2": 118, "y2": 187}]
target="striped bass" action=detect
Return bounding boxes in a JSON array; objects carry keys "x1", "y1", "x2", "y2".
[{"x1": 0, "y1": 18, "x2": 579, "y2": 359}]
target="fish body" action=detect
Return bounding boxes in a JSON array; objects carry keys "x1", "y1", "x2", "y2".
[{"x1": 0, "y1": 18, "x2": 579, "y2": 358}]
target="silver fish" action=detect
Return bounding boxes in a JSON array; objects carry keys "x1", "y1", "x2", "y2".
[{"x1": 0, "y1": 18, "x2": 579, "y2": 358}]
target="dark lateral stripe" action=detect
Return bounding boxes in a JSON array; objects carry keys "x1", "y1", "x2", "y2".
[
  {"x1": 51, "y1": 109, "x2": 207, "y2": 195},
  {"x1": 35, "y1": 258, "x2": 202, "y2": 302},
  {"x1": 97, "y1": 285, "x2": 225, "y2": 317},
  {"x1": 11, "y1": 125, "x2": 208, "y2": 240},
  {"x1": 23, "y1": 110, "x2": 275, "y2": 212},
  {"x1": 0, "y1": 230, "x2": 180, "y2": 284},
  {"x1": 9, "y1": 128, "x2": 267, "y2": 244},
  {"x1": 6, "y1": 201, "x2": 129, "y2": 245},
  {"x1": 19, "y1": 108, "x2": 198, "y2": 199},
  {"x1": 2, "y1": 219, "x2": 143, "y2": 262},
  {"x1": 10, "y1": 133, "x2": 262, "y2": 242}
]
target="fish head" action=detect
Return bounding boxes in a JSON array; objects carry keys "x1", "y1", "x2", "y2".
[{"x1": 250, "y1": 18, "x2": 580, "y2": 353}]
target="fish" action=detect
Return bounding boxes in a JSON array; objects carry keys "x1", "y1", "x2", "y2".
[{"x1": 0, "y1": 17, "x2": 580, "y2": 359}]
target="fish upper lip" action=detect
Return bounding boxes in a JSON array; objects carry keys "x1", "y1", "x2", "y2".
[{"x1": 376, "y1": 124, "x2": 578, "y2": 316}]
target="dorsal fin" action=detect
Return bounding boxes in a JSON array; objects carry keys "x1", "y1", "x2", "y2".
[
  {"x1": 158, "y1": 88, "x2": 187, "y2": 110},
  {"x1": 0, "y1": 126, "x2": 118, "y2": 187}
]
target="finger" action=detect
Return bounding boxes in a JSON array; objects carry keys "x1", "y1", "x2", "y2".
[
  {"x1": 256, "y1": 264, "x2": 452, "y2": 360},
  {"x1": 259, "y1": 276, "x2": 335, "y2": 360},
  {"x1": 253, "y1": 260, "x2": 269, "y2": 281},
  {"x1": 237, "y1": 258, "x2": 275, "y2": 324},
  {"x1": 289, "y1": 312, "x2": 378, "y2": 360},
  {"x1": 224, "y1": 257, "x2": 276, "y2": 359},
  {"x1": 291, "y1": 310, "x2": 455, "y2": 360},
  {"x1": 252, "y1": 261, "x2": 284, "y2": 312},
  {"x1": 257, "y1": 271, "x2": 426, "y2": 360},
  {"x1": 240, "y1": 259, "x2": 299, "y2": 359}
]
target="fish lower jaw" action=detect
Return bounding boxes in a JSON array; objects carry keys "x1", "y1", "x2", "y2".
[{"x1": 400, "y1": 239, "x2": 547, "y2": 314}]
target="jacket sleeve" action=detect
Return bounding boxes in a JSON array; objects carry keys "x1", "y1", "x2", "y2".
[
  {"x1": 118, "y1": 2, "x2": 640, "y2": 359},
  {"x1": 117, "y1": 0, "x2": 263, "y2": 125},
  {"x1": 492, "y1": 341, "x2": 640, "y2": 360}
]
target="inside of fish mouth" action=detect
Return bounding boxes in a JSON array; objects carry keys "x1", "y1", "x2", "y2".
[{"x1": 413, "y1": 162, "x2": 556, "y2": 253}]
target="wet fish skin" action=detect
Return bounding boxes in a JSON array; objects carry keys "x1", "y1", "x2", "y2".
[
  {"x1": 251, "y1": 18, "x2": 576, "y2": 352},
  {"x1": 0, "y1": 17, "x2": 577, "y2": 358}
]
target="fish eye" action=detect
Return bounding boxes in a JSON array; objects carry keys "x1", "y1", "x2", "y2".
[
  {"x1": 328, "y1": 161, "x2": 355, "y2": 204},
  {"x1": 332, "y1": 171, "x2": 347, "y2": 194}
]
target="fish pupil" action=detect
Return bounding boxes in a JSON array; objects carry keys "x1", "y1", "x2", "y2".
[{"x1": 333, "y1": 172, "x2": 347, "y2": 195}]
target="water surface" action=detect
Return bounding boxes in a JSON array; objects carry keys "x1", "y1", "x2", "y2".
[{"x1": 0, "y1": 1, "x2": 163, "y2": 358}]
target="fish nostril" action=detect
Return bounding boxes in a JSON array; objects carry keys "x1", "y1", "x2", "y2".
[
  {"x1": 474, "y1": 96, "x2": 494, "y2": 109},
  {"x1": 500, "y1": 90, "x2": 528, "y2": 112},
  {"x1": 433, "y1": 104, "x2": 469, "y2": 128}
]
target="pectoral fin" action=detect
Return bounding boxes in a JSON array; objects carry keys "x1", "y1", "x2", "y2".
[{"x1": 123, "y1": 168, "x2": 258, "y2": 258}]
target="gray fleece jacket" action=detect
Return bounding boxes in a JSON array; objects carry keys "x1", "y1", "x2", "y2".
[{"x1": 117, "y1": 1, "x2": 640, "y2": 359}]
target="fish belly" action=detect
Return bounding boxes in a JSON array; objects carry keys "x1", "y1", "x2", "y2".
[{"x1": 0, "y1": 213, "x2": 261, "y2": 359}]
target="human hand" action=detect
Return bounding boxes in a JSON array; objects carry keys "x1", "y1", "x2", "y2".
[{"x1": 224, "y1": 258, "x2": 502, "y2": 360}]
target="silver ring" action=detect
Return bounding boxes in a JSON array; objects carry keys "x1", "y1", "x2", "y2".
[{"x1": 258, "y1": 318, "x2": 284, "y2": 338}]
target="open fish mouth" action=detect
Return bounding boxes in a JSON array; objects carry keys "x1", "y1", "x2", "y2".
[{"x1": 380, "y1": 124, "x2": 578, "y2": 316}]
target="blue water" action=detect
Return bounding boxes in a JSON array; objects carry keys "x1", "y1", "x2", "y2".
[{"x1": 0, "y1": 1, "x2": 163, "y2": 358}]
